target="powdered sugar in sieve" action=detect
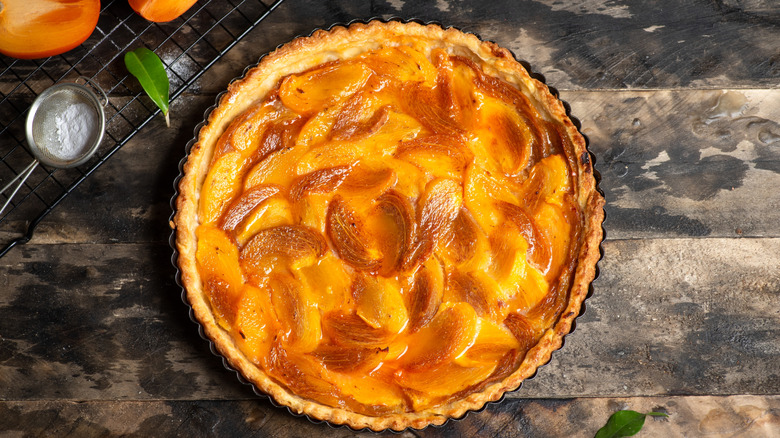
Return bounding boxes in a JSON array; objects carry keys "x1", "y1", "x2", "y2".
[{"x1": 0, "y1": 81, "x2": 106, "y2": 216}]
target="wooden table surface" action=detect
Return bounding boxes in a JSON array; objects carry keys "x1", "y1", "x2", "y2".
[{"x1": 2, "y1": 0, "x2": 779, "y2": 436}]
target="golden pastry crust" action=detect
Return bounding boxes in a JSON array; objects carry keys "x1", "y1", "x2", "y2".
[{"x1": 174, "y1": 20, "x2": 604, "y2": 431}]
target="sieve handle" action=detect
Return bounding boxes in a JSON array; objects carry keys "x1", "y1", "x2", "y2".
[
  {"x1": 0, "y1": 160, "x2": 39, "y2": 217},
  {"x1": 77, "y1": 76, "x2": 108, "y2": 106}
]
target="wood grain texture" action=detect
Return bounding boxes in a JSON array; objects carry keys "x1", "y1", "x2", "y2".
[
  {"x1": 248, "y1": 0, "x2": 780, "y2": 90},
  {"x1": 567, "y1": 88, "x2": 780, "y2": 239},
  {"x1": 0, "y1": 243, "x2": 248, "y2": 401},
  {"x1": 520, "y1": 238, "x2": 780, "y2": 398},
  {"x1": 377, "y1": 0, "x2": 780, "y2": 90},
  {"x1": 6, "y1": 0, "x2": 777, "y2": 96},
  {"x1": 0, "y1": 396, "x2": 777, "y2": 437}
]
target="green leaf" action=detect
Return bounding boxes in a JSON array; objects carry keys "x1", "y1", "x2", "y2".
[
  {"x1": 124, "y1": 47, "x2": 170, "y2": 127},
  {"x1": 595, "y1": 410, "x2": 669, "y2": 438}
]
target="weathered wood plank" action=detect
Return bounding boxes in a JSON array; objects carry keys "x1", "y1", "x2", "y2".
[
  {"x1": 0, "y1": 243, "x2": 250, "y2": 401},
  {"x1": 129, "y1": 0, "x2": 780, "y2": 91},
  {"x1": 3, "y1": 0, "x2": 779, "y2": 97},
  {"x1": 0, "y1": 396, "x2": 777, "y2": 437},
  {"x1": 566, "y1": 88, "x2": 780, "y2": 240},
  {"x1": 197, "y1": 0, "x2": 780, "y2": 92},
  {"x1": 520, "y1": 237, "x2": 780, "y2": 398},
  {"x1": 2, "y1": 238, "x2": 778, "y2": 400},
  {"x1": 365, "y1": 0, "x2": 780, "y2": 90}
]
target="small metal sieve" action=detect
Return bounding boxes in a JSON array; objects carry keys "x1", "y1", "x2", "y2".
[{"x1": 0, "y1": 79, "x2": 106, "y2": 216}]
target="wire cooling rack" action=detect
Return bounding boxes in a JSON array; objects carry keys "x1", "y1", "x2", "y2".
[{"x1": 0, "y1": 0, "x2": 284, "y2": 258}]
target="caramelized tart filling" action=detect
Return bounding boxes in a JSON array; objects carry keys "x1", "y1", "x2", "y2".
[{"x1": 194, "y1": 42, "x2": 584, "y2": 414}]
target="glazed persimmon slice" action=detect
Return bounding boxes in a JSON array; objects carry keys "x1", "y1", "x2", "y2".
[
  {"x1": 219, "y1": 184, "x2": 282, "y2": 231},
  {"x1": 403, "y1": 178, "x2": 463, "y2": 271},
  {"x1": 366, "y1": 190, "x2": 416, "y2": 275},
  {"x1": 199, "y1": 152, "x2": 245, "y2": 225},
  {"x1": 195, "y1": 225, "x2": 243, "y2": 327},
  {"x1": 279, "y1": 61, "x2": 372, "y2": 114},
  {"x1": 268, "y1": 274, "x2": 322, "y2": 353},
  {"x1": 398, "y1": 302, "x2": 478, "y2": 372},
  {"x1": 405, "y1": 258, "x2": 444, "y2": 334},
  {"x1": 322, "y1": 312, "x2": 394, "y2": 348},
  {"x1": 352, "y1": 273, "x2": 408, "y2": 334},
  {"x1": 241, "y1": 225, "x2": 326, "y2": 274},
  {"x1": 233, "y1": 284, "x2": 277, "y2": 363},
  {"x1": 326, "y1": 196, "x2": 382, "y2": 272}
]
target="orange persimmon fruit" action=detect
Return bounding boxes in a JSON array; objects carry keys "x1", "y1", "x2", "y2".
[
  {"x1": 0, "y1": 0, "x2": 100, "y2": 59},
  {"x1": 128, "y1": 0, "x2": 197, "y2": 23}
]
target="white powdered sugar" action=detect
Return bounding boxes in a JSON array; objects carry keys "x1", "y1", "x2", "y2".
[{"x1": 52, "y1": 102, "x2": 97, "y2": 161}]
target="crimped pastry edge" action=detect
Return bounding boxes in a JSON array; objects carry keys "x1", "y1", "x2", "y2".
[{"x1": 173, "y1": 19, "x2": 605, "y2": 432}]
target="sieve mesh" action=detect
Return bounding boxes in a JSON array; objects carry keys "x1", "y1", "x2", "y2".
[{"x1": 31, "y1": 88, "x2": 102, "y2": 168}]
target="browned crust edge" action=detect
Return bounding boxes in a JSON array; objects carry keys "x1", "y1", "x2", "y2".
[{"x1": 173, "y1": 19, "x2": 605, "y2": 432}]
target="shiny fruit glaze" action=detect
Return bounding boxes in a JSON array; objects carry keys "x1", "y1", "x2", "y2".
[{"x1": 194, "y1": 42, "x2": 583, "y2": 414}]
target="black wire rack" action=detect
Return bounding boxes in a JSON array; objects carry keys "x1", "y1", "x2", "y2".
[{"x1": 0, "y1": 0, "x2": 285, "y2": 258}]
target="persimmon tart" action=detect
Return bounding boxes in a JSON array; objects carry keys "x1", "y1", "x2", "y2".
[{"x1": 174, "y1": 20, "x2": 604, "y2": 431}]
